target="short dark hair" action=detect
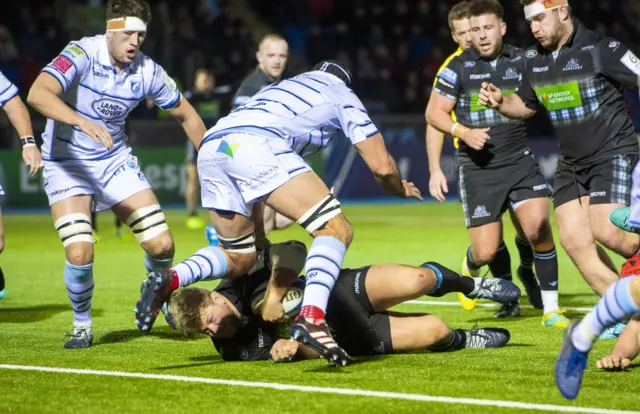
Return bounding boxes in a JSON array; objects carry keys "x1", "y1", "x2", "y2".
[
  {"x1": 106, "y1": 0, "x2": 152, "y2": 24},
  {"x1": 468, "y1": 0, "x2": 504, "y2": 19},
  {"x1": 448, "y1": 1, "x2": 471, "y2": 30}
]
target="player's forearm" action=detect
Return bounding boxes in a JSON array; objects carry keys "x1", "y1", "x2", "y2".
[
  {"x1": 426, "y1": 124, "x2": 445, "y2": 174},
  {"x1": 374, "y1": 155, "x2": 405, "y2": 196},
  {"x1": 27, "y1": 87, "x2": 83, "y2": 127},
  {"x1": 497, "y1": 95, "x2": 536, "y2": 119},
  {"x1": 3, "y1": 96, "x2": 34, "y2": 138},
  {"x1": 179, "y1": 113, "x2": 206, "y2": 150}
]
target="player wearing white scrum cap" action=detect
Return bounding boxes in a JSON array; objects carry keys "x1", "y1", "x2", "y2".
[{"x1": 27, "y1": 0, "x2": 207, "y2": 349}]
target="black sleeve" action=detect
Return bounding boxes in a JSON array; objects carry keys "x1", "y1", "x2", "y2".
[
  {"x1": 599, "y1": 37, "x2": 640, "y2": 90},
  {"x1": 212, "y1": 322, "x2": 280, "y2": 361},
  {"x1": 432, "y1": 57, "x2": 463, "y2": 102},
  {"x1": 231, "y1": 79, "x2": 262, "y2": 110},
  {"x1": 515, "y1": 54, "x2": 539, "y2": 109}
]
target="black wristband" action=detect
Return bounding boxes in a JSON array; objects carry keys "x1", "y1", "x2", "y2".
[{"x1": 20, "y1": 136, "x2": 36, "y2": 147}]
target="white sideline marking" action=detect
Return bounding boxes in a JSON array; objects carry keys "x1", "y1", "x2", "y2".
[
  {"x1": 406, "y1": 300, "x2": 592, "y2": 312},
  {"x1": 0, "y1": 364, "x2": 636, "y2": 414}
]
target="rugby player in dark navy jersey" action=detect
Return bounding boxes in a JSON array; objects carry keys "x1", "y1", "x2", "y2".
[
  {"x1": 479, "y1": 0, "x2": 640, "y2": 314},
  {"x1": 427, "y1": 0, "x2": 566, "y2": 326}
]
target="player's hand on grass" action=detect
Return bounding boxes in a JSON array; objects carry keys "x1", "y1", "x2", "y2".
[
  {"x1": 22, "y1": 145, "x2": 43, "y2": 176},
  {"x1": 261, "y1": 297, "x2": 286, "y2": 323},
  {"x1": 402, "y1": 180, "x2": 423, "y2": 200},
  {"x1": 462, "y1": 128, "x2": 490, "y2": 151},
  {"x1": 78, "y1": 118, "x2": 114, "y2": 151},
  {"x1": 270, "y1": 339, "x2": 299, "y2": 362},
  {"x1": 478, "y1": 82, "x2": 504, "y2": 109},
  {"x1": 428, "y1": 170, "x2": 448, "y2": 202},
  {"x1": 596, "y1": 354, "x2": 632, "y2": 371}
]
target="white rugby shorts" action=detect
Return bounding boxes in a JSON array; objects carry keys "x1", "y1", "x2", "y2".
[
  {"x1": 43, "y1": 147, "x2": 151, "y2": 211},
  {"x1": 198, "y1": 132, "x2": 311, "y2": 216}
]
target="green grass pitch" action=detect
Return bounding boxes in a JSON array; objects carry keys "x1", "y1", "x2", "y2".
[{"x1": 0, "y1": 203, "x2": 637, "y2": 413}]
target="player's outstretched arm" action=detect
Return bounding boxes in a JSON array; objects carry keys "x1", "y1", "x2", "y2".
[
  {"x1": 355, "y1": 133, "x2": 422, "y2": 200},
  {"x1": 2, "y1": 94, "x2": 41, "y2": 175},
  {"x1": 478, "y1": 82, "x2": 536, "y2": 119},
  {"x1": 27, "y1": 72, "x2": 113, "y2": 150},
  {"x1": 165, "y1": 98, "x2": 206, "y2": 150},
  {"x1": 596, "y1": 314, "x2": 640, "y2": 370}
]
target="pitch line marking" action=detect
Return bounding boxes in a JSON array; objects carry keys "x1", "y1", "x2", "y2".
[
  {"x1": 0, "y1": 364, "x2": 636, "y2": 414},
  {"x1": 406, "y1": 300, "x2": 592, "y2": 312}
]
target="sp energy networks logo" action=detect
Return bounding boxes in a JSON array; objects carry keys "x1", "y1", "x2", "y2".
[
  {"x1": 216, "y1": 141, "x2": 240, "y2": 158},
  {"x1": 536, "y1": 82, "x2": 583, "y2": 111}
]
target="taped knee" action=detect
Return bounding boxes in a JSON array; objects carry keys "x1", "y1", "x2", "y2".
[
  {"x1": 126, "y1": 204, "x2": 169, "y2": 243},
  {"x1": 55, "y1": 213, "x2": 94, "y2": 247},
  {"x1": 297, "y1": 194, "x2": 342, "y2": 233},
  {"x1": 219, "y1": 232, "x2": 256, "y2": 254}
]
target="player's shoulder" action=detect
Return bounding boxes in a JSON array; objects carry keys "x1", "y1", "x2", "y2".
[{"x1": 66, "y1": 35, "x2": 102, "y2": 57}]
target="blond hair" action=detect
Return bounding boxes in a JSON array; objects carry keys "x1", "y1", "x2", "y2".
[
  {"x1": 258, "y1": 34, "x2": 287, "y2": 51},
  {"x1": 168, "y1": 288, "x2": 211, "y2": 333},
  {"x1": 448, "y1": 1, "x2": 471, "y2": 30}
]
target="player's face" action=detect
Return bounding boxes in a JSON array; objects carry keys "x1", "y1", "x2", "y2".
[
  {"x1": 527, "y1": 9, "x2": 563, "y2": 49},
  {"x1": 470, "y1": 14, "x2": 506, "y2": 58},
  {"x1": 107, "y1": 30, "x2": 146, "y2": 65},
  {"x1": 451, "y1": 19, "x2": 472, "y2": 50},
  {"x1": 200, "y1": 292, "x2": 240, "y2": 339},
  {"x1": 257, "y1": 40, "x2": 288, "y2": 80}
]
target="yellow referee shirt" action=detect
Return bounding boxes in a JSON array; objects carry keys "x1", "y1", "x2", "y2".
[{"x1": 433, "y1": 47, "x2": 464, "y2": 148}]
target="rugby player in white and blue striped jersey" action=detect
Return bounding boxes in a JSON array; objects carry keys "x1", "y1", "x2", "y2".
[
  {"x1": 26, "y1": 0, "x2": 206, "y2": 349},
  {"x1": 135, "y1": 60, "x2": 423, "y2": 365},
  {"x1": 0, "y1": 70, "x2": 42, "y2": 300}
]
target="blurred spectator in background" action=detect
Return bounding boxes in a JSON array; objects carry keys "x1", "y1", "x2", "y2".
[{"x1": 1, "y1": 0, "x2": 638, "y2": 122}]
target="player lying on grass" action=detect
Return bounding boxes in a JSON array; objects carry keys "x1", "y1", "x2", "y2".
[{"x1": 165, "y1": 241, "x2": 519, "y2": 361}]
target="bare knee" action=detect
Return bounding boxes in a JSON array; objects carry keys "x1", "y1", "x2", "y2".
[
  {"x1": 142, "y1": 232, "x2": 175, "y2": 259},
  {"x1": 314, "y1": 215, "x2": 353, "y2": 248},
  {"x1": 0, "y1": 235, "x2": 5, "y2": 254},
  {"x1": 522, "y1": 220, "x2": 553, "y2": 247},
  {"x1": 472, "y1": 244, "x2": 497, "y2": 266},
  {"x1": 66, "y1": 243, "x2": 94, "y2": 266}
]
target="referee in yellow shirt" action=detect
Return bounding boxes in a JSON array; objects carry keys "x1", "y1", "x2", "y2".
[{"x1": 425, "y1": 1, "x2": 541, "y2": 313}]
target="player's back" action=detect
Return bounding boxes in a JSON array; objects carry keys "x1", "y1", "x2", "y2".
[{"x1": 205, "y1": 71, "x2": 378, "y2": 159}]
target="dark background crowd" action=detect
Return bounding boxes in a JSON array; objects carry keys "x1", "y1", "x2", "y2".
[{"x1": 0, "y1": 0, "x2": 639, "y2": 139}]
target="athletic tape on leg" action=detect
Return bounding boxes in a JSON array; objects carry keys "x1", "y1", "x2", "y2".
[
  {"x1": 219, "y1": 232, "x2": 256, "y2": 254},
  {"x1": 55, "y1": 214, "x2": 94, "y2": 247},
  {"x1": 297, "y1": 194, "x2": 342, "y2": 233},
  {"x1": 125, "y1": 204, "x2": 169, "y2": 243}
]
